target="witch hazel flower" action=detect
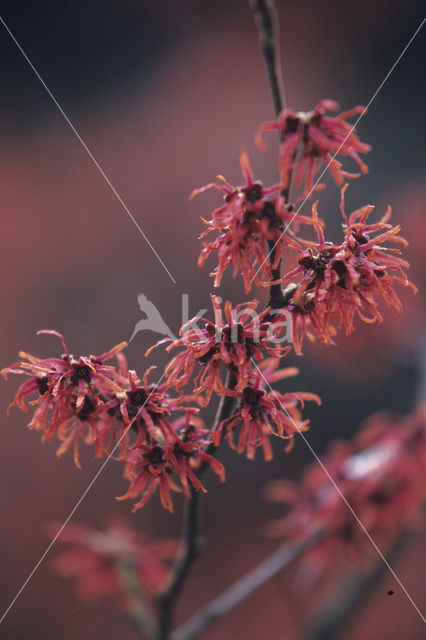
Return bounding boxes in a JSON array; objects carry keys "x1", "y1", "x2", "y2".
[
  {"x1": 1, "y1": 331, "x2": 128, "y2": 466},
  {"x1": 149, "y1": 294, "x2": 290, "y2": 405},
  {"x1": 256, "y1": 99, "x2": 371, "y2": 198},
  {"x1": 170, "y1": 410, "x2": 226, "y2": 492},
  {"x1": 214, "y1": 358, "x2": 320, "y2": 460},
  {"x1": 2, "y1": 330, "x2": 125, "y2": 413},
  {"x1": 271, "y1": 283, "x2": 338, "y2": 356},
  {"x1": 280, "y1": 187, "x2": 416, "y2": 341},
  {"x1": 118, "y1": 411, "x2": 225, "y2": 513},
  {"x1": 266, "y1": 406, "x2": 426, "y2": 570},
  {"x1": 192, "y1": 148, "x2": 315, "y2": 293},
  {"x1": 51, "y1": 519, "x2": 176, "y2": 602},
  {"x1": 114, "y1": 364, "x2": 189, "y2": 446}
]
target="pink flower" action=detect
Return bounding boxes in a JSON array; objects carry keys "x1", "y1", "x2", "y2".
[
  {"x1": 214, "y1": 359, "x2": 320, "y2": 460},
  {"x1": 149, "y1": 295, "x2": 290, "y2": 404},
  {"x1": 118, "y1": 411, "x2": 225, "y2": 513},
  {"x1": 51, "y1": 519, "x2": 176, "y2": 602},
  {"x1": 256, "y1": 99, "x2": 371, "y2": 198},
  {"x1": 192, "y1": 148, "x2": 315, "y2": 292},
  {"x1": 116, "y1": 364, "x2": 186, "y2": 446},
  {"x1": 2, "y1": 331, "x2": 128, "y2": 467},
  {"x1": 2, "y1": 334, "x2": 200, "y2": 469},
  {"x1": 266, "y1": 406, "x2": 426, "y2": 569},
  {"x1": 271, "y1": 283, "x2": 337, "y2": 356},
  {"x1": 280, "y1": 188, "x2": 416, "y2": 343}
]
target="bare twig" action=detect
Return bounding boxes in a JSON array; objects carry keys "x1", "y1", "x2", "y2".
[
  {"x1": 118, "y1": 560, "x2": 156, "y2": 639},
  {"x1": 156, "y1": 369, "x2": 237, "y2": 639},
  {"x1": 201, "y1": 368, "x2": 238, "y2": 464},
  {"x1": 251, "y1": 0, "x2": 290, "y2": 308},
  {"x1": 157, "y1": 489, "x2": 202, "y2": 639},
  {"x1": 171, "y1": 530, "x2": 324, "y2": 640},
  {"x1": 251, "y1": 0, "x2": 285, "y2": 119},
  {"x1": 302, "y1": 534, "x2": 409, "y2": 640}
]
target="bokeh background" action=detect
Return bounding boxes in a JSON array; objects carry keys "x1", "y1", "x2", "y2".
[{"x1": 0, "y1": 1, "x2": 425, "y2": 638}]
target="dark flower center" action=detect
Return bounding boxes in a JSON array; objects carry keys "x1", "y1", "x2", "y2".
[
  {"x1": 197, "y1": 344, "x2": 220, "y2": 364},
  {"x1": 352, "y1": 232, "x2": 369, "y2": 245},
  {"x1": 243, "y1": 182, "x2": 263, "y2": 203},
  {"x1": 76, "y1": 395, "x2": 96, "y2": 421},
  {"x1": 222, "y1": 323, "x2": 245, "y2": 348},
  {"x1": 332, "y1": 260, "x2": 347, "y2": 276},
  {"x1": 70, "y1": 363, "x2": 92, "y2": 385},
  {"x1": 261, "y1": 201, "x2": 276, "y2": 219},
  {"x1": 36, "y1": 376, "x2": 49, "y2": 396},
  {"x1": 261, "y1": 201, "x2": 282, "y2": 228},
  {"x1": 127, "y1": 388, "x2": 148, "y2": 407},
  {"x1": 286, "y1": 116, "x2": 300, "y2": 134},
  {"x1": 242, "y1": 386, "x2": 264, "y2": 406},
  {"x1": 146, "y1": 445, "x2": 164, "y2": 465},
  {"x1": 107, "y1": 403, "x2": 119, "y2": 417},
  {"x1": 332, "y1": 260, "x2": 347, "y2": 288}
]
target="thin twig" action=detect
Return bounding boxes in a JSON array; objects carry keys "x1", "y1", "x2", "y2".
[
  {"x1": 170, "y1": 530, "x2": 324, "y2": 640},
  {"x1": 302, "y1": 533, "x2": 409, "y2": 640},
  {"x1": 157, "y1": 489, "x2": 202, "y2": 639},
  {"x1": 118, "y1": 560, "x2": 157, "y2": 639},
  {"x1": 201, "y1": 368, "x2": 238, "y2": 466},
  {"x1": 156, "y1": 368, "x2": 237, "y2": 639},
  {"x1": 251, "y1": 0, "x2": 285, "y2": 118},
  {"x1": 251, "y1": 0, "x2": 290, "y2": 308}
]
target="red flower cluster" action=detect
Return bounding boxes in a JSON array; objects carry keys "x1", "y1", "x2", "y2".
[
  {"x1": 150, "y1": 295, "x2": 291, "y2": 404},
  {"x1": 277, "y1": 187, "x2": 416, "y2": 353},
  {"x1": 2, "y1": 331, "x2": 128, "y2": 466},
  {"x1": 2, "y1": 92, "x2": 413, "y2": 523},
  {"x1": 266, "y1": 406, "x2": 426, "y2": 569},
  {"x1": 256, "y1": 99, "x2": 371, "y2": 198},
  {"x1": 2, "y1": 333, "x2": 226, "y2": 512},
  {"x1": 118, "y1": 411, "x2": 225, "y2": 513},
  {"x1": 214, "y1": 359, "x2": 320, "y2": 460},
  {"x1": 193, "y1": 148, "x2": 316, "y2": 292},
  {"x1": 51, "y1": 519, "x2": 176, "y2": 602}
]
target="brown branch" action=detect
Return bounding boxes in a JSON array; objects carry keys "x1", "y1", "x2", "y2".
[
  {"x1": 156, "y1": 367, "x2": 237, "y2": 639},
  {"x1": 152, "y1": 7, "x2": 288, "y2": 636},
  {"x1": 170, "y1": 530, "x2": 324, "y2": 640},
  {"x1": 251, "y1": 0, "x2": 290, "y2": 309},
  {"x1": 200, "y1": 367, "x2": 238, "y2": 467},
  {"x1": 156, "y1": 488, "x2": 202, "y2": 639},
  {"x1": 302, "y1": 533, "x2": 409, "y2": 640},
  {"x1": 251, "y1": 0, "x2": 285, "y2": 120}
]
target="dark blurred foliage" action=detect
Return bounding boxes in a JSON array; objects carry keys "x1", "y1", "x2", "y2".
[{"x1": 0, "y1": 1, "x2": 424, "y2": 639}]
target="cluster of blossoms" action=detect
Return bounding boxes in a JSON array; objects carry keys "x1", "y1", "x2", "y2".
[
  {"x1": 214, "y1": 358, "x2": 320, "y2": 461},
  {"x1": 266, "y1": 407, "x2": 426, "y2": 572},
  {"x1": 51, "y1": 519, "x2": 177, "y2": 602},
  {"x1": 278, "y1": 187, "x2": 417, "y2": 354},
  {"x1": 2, "y1": 330, "x2": 128, "y2": 467},
  {"x1": 193, "y1": 102, "x2": 413, "y2": 357},
  {"x1": 193, "y1": 148, "x2": 317, "y2": 293},
  {"x1": 2, "y1": 333, "x2": 224, "y2": 512},
  {"x1": 2, "y1": 97, "x2": 414, "y2": 519},
  {"x1": 255, "y1": 99, "x2": 371, "y2": 198},
  {"x1": 1, "y1": 0, "x2": 420, "y2": 631},
  {"x1": 3, "y1": 321, "x2": 316, "y2": 510},
  {"x1": 148, "y1": 296, "x2": 319, "y2": 461}
]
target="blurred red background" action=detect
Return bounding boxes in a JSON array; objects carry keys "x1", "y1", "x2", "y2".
[{"x1": 0, "y1": 1, "x2": 424, "y2": 638}]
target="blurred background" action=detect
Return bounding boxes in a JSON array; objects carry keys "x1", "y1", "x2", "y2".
[{"x1": 0, "y1": 0, "x2": 425, "y2": 638}]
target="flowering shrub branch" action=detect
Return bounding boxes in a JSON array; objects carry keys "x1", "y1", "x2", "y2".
[{"x1": 1, "y1": 0, "x2": 421, "y2": 638}]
